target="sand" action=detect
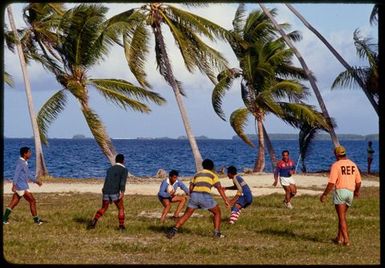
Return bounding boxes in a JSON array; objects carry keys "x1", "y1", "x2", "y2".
[{"x1": 3, "y1": 173, "x2": 378, "y2": 197}]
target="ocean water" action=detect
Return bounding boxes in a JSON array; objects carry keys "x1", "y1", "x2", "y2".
[{"x1": 2, "y1": 138, "x2": 379, "y2": 179}]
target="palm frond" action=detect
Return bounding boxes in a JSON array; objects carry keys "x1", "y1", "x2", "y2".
[
  {"x1": 123, "y1": 21, "x2": 151, "y2": 89},
  {"x1": 88, "y1": 79, "x2": 166, "y2": 111},
  {"x1": 233, "y1": 3, "x2": 246, "y2": 35},
  {"x1": 166, "y1": 5, "x2": 231, "y2": 42},
  {"x1": 353, "y1": 29, "x2": 377, "y2": 66},
  {"x1": 37, "y1": 89, "x2": 68, "y2": 145},
  {"x1": 230, "y1": 108, "x2": 254, "y2": 147},
  {"x1": 369, "y1": 4, "x2": 378, "y2": 25},
  {"x1": 331, "y1": 67, "x2": 368, "y2": 90},
  {"x1": 212, "y1": 69, "x2": 236, "y2": 120},
  {"x1": 4, "y1": 71, "x2": 14, "y2": 87}
]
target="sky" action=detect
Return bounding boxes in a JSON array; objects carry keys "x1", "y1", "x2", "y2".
[{"x1": 3, "y1": 3, "x2": 379, "y2": 139}]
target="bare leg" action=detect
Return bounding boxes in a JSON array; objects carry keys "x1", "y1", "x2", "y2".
[
  {"x1": 175, "y1": 207, "x2": 195, "y2": 228},
  {"x1": 160, "y1": 199, "x2": 171, "y2": 222},
  {"x1": 172, "y1": 196, "x2": 187, "y2": 218},
  {"x1": 289, "y1": 184, "x2": 297, "y2": 198},
  {"x1": 335, "y1": 204, "x2": 350, "y2": 245},
  {"x1": 208, "y1": 205, "x2": 222, "y2": 231},
  {"x1": 23, "y1": 191, "x2": 37, "y2": 217},
  {"x1": 282, "y1": 185, "x2": 291, "y2": 203},
  {"x1": 8, "y1": 193, "x2": 22, "y2": 210},
  {"x1": 368, "y1": 158, "x2": 372, "y2": 174}
]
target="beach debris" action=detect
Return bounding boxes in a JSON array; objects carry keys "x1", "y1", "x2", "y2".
[
  {"x1": 155, "y1": 169, "x2": 167, "y2": 178},
  {"x1": 243, "y1": 168, "x2": 253, "y2": 174}
]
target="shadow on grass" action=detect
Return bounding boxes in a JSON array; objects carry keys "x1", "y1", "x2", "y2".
[
  {"x1": 147, "y1": 225, "x2": 210, "y2": 237},
  {"x1": 73, "y1": 216, "x2": 91, "y2": 226},
  {"x1": 256, "y1": 227, "x2": 324, "y2": 243}
]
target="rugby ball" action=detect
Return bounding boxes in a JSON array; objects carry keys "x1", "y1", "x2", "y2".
[{"x1": 167, "y1": 185, "x2": 175, "y2": 194}]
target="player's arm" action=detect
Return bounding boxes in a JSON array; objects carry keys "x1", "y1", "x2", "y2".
[
  {"x1": 273, "y1": 165, "x2": 279, "y2": 186},
  {"x1": 354, "y1": 169, "x2": 362, "y2": 198},
  {"x1": 178, "y1": 181, "x2": 189, "y2": 196},
  {"x1": 119, "y1": 169, "x2": 128, "y2": 199},
  {"x1": 215, "y1": 182, "x2": 230, "y2": 207},
  {"x1": 320, "y1": 183, "x2": 335, "y2": 202}
]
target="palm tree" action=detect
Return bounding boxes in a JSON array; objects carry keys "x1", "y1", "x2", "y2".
[
  {"x1": 6, "y1": 5, "x2": 49, "y2": 178},
  {"x1": 332, "y1": 30, "x2": 378, "y2": 105},
  {"x1": 213, "y1": 6, "x2": 331, "y2": 172},
  {"x1": 109, "y1": 3, "x2": 230, "y2": 171},
  {"x1": 27, "y1": 4, "x2": 166, "y2": 165},
  {"x1": 259, "y1": 4, "x2": 340, "y2": 147},
  {"x1": 284, "y1": 3, "x2": 378, "y2": 115}
]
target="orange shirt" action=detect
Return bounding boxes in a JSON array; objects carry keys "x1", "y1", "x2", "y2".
[{"x1": 328, "y1": 159, "x2": 362, "y2": 191}]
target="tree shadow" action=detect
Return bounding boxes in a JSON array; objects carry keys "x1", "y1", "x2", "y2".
[{"x1": 256, "y1": 227, "x2": 324, "y2": 243}]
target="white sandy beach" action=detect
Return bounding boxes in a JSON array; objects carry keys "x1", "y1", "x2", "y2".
[{"x1": 3, "y1": 173, "x2": 379, "y2": 197}]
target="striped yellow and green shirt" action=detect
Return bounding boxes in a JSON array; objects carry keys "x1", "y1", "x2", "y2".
[{"x1": 191, "y1": 169, "x2": 220, "y2": 193}]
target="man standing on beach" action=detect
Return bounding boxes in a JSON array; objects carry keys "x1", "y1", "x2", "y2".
[
  {"x1": 87, "y1": 154, "x2": 128, "y2": 231},
  {"x1": 166, "y1": 159, "x2": 230, "y2": 239},
  {"x1": 273, "y1": 150, "x2": 297, "y2": 209},
  {"x1": 3, "y1": 147, "x2": 44, "y2": 225},
  {"x1": 320, "y1": 145, "x2": 361, "y2": 246}
]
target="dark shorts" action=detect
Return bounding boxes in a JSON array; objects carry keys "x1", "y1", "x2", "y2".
[
  {"x1": 158, "y1": 195, "x2": 172, "y2": 203},
  {"x1": 236, "y1": 193, "x2": 253, "y2": 209},
  {"x1": 103, "y1": 193, "x2": 120, "y2": 203},
  {"x1": 188, "y1": 192, "x2": 217, "y2": 210}
]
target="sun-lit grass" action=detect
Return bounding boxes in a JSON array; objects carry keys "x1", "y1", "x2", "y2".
[{"x1": 2, "y1": 187, "x2": 379, "y2": 264}]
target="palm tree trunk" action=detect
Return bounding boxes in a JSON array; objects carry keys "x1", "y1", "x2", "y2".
[
  {"x1": 253, "y1": 118, "x2": 265, "y2": 172},
  {"x1": 285, "y1": 3, "x2": 378, "y2": 115},
  {"x1": 7, "y1": 5, "x2": 48, "y2": 178},
  {"x1": 262, "y1": 123, "x2": 277, "y2": 171},
  {"x1": 152, "y1": 25, "x2": 203, "y2": 171},
  {"x1": 79, "y1": 100, "x2": 117, "y2": 165},
  {"x1": 259, "y1": 4, "x2": 340, "y2": 148}
]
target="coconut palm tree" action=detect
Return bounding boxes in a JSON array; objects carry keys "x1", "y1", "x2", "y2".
[
  {"x1": 108, "y1": 3, "x2": 230, "y2": 171},
  {"x1": 26, "y1": 4, "x2": 166, "y2": 165},
  {"x1": 259, "y1": 4, "x2": 340, "y2": 148},
  {"x1": 332, "y1": 30, "x2": 378, "y2": 105},
  {"x1": 212, "y1": 6, "x2": 331, "y2": 172},
  {"x1": 6, "y1": 5, "x2": 49, "y2": 178},
  {"x1": 284, "y1": 3, "x2": 378, "y2": 115}
]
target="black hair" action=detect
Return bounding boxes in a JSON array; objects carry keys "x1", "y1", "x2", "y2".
[
  {"x1": 20, "y1": 147, "x2": 30, "y2": 157},
  {"x1": 368, "y1": 141, "x2": 372, "y2": 145},
  {"x1": 169, "y1": 170, "x2": 179, "y2": 177},
  {"x1": 227, "y1": 166, "x2": 237, "y2": 175},
  {"x1": 115, "y1": 154, "x2": 124, "y2": 164},
  {"x1": 202, "y1": 159, "x2": 214, "y2": 170},
  {"x1": 282, "y1": 150, "x2": 289, "y2": 155}
]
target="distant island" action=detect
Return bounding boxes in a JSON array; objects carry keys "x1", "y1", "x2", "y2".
[
  {"x1": 232, "y1": 133, "x2": 379, "y2": 141},
  {"x1": 72, "y1": 134, "x2": 87, "y2": 139}
]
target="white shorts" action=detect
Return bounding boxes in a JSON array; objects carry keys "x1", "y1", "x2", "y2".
[
  {"x1": 280, "y1": 176, "x2": 296, "y2": 187},
  {"x1": 16, "y1": 189, "x2": 30, "y2": 197}
]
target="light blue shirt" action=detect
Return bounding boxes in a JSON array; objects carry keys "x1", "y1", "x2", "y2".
[
  {"x1": 158, "y1": 178, "x2": 189, "y2": 198},
  {"x1": 12, "y1": 157, "x2": 36, "y2": 190}
]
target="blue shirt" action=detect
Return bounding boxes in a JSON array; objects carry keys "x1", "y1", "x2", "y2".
[
  {"x1": 233, "y1": 175, "x2": 252, "y2": 197},
  {"x1": 158, "y1": 178, "x2": 189, "y2": 199},
  {"x1": 13, "y1": 158, "x2": 36, "y2": 190}
]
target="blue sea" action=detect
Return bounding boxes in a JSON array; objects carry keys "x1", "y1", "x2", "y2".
[{"x1": 2, "y1": 138, "x2": 379, "y2": 179}]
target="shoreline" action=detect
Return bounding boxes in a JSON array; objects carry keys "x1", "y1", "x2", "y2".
[{"x1": 3, "y1": 173, "x2": 379, "y2": 197}]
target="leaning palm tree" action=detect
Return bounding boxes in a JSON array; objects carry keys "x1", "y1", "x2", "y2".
[
  {"x1": 259, "y1": 4, "x2": 340, "y2": 148},
  {"x1": 30, "y1": 4, "x2": 166, "y2": 165},
  {"x1": 332, "y1": 30, "x2": 378, "y2": 105},
  {"x1": 109, "y1": 3, "x2": 230, "y2": 171},
  {"x1": 213, "y1": 6, "x2": 331, "y2": 172},
  {"x1": 6, "y1": 5, "x2": 49, "y2": 178},
  {"x1": 284, "y1": 3, "x2": 378, "y2": 115}
]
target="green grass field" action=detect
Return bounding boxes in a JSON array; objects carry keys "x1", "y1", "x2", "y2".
[{"x1": 2, "y1": 187, "x2": 380, "y2": 264}]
